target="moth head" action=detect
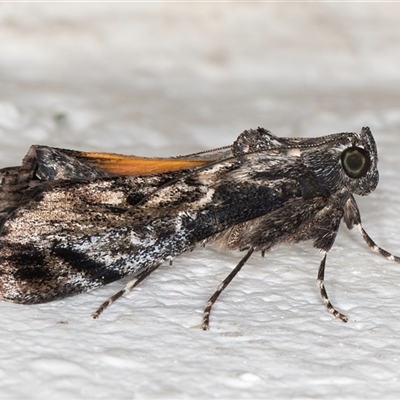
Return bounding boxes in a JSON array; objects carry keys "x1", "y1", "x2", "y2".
[{"x1": 341, "y1": 127, "x2": 378, "y2": 196}]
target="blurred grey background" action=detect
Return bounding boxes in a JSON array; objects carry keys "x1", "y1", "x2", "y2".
[{"x1": 1, "y1": 3, "x2": 400, "y2": 160}]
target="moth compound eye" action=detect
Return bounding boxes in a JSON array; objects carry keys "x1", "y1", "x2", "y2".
[{"x1": 341, "y1": 147, "x2": 370, "y2": 179}]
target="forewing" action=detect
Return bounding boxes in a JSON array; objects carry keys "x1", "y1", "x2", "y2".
[
  {"x1": 0, "y1": 143, "x2": 318, "y2": 304},
  {"x1": 1, "y1": 129, "x2": 338, "y2": 304}
]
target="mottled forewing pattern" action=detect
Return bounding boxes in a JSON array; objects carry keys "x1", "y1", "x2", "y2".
[{"x1": 1, "y1": 127, "x2": 396, "y2": 328}]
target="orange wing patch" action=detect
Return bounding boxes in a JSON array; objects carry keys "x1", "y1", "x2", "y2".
[{"x1": 77, "y1": 152, "x2": 209, "y2": 176}]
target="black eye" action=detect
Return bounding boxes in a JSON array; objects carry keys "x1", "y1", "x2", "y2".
[{"x1": 341, "y1": 147, "x2": 370, "y2": 179}]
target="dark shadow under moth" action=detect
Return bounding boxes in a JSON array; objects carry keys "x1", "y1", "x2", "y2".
[{"x1": 0, "y1": 127, "x2": 397, "y2": 329}]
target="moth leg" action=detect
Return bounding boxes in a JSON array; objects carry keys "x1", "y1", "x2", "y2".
[
  {"x1": 345, "y1": 196, "x2": 400, "y2": 262},
  {"x1": 201, "y1": 248, "x2": 254, "y2": 331},
  {"x1": 92, "y1": 262, "x2": 162, "y2": 319},
  {"x1": 317, "y1": 253, "x2": 348, "y2": 322},
  {"x1": 357, "y1": 224, "x2": 400, "y2": 262}
]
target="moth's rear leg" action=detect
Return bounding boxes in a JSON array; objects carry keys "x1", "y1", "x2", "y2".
[
  {"x1": 317, "y1": 252, "x2": 348, "y2": 322},
  {"x1": 201, "y1": 248, "x2": 254, "y2": 330},
  {"x1": 92, "y1": 262, "x2": 162, "y2": 319}
]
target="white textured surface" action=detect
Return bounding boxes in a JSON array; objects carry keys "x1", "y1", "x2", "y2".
[{"x1": 1, "y1": 3, "x2": 400, "y2": 399}]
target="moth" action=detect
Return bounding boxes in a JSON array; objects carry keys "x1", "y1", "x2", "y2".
[{"x1": 0, "y1": 127, "x2": 398, "y2": 329}]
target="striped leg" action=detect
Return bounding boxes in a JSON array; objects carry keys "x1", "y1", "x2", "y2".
[
  {"x1": 92, "y1": 262, "x2": 162, "y2": 319},
  {"x1": 201, "y1": 248, "x2": 254, "y2": 331},
  {"x1": 317, "y1": 252, "x2": 348, "y2": 322},
  {"x1": 357, "y1": 224, "x2": 400, "y2": 262}
]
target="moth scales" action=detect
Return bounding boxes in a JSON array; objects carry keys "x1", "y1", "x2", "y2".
[{"x1": 0, "y1": 127, "x2": 398, "y2": 330}]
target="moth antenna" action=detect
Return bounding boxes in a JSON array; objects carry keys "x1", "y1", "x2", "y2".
[
  {"x1": 317, "y1": 252, "x2": 348, "y2": 323},
  {"x1": 357, "y1": 224, "x2": 400, "y2": 262},
  {"x1": 201, "y1": 248, "x2": 254, "y2": 331},
  {"x1": 92, "y1": 263, "x2": 162, "y2": 319}
]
